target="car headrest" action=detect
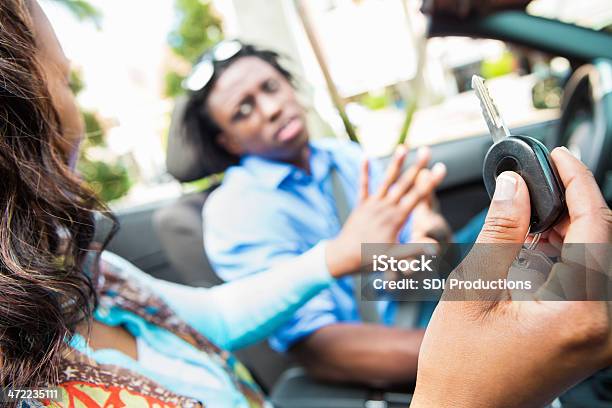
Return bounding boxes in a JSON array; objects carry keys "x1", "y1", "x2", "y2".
[{"x1": 165, "y1": 95, "x2": 210, "y2": 182}]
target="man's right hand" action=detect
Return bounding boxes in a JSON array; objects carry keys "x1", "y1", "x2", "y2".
[{"x1": 326, "y1": 146, "x2": 446, "y2": 278}]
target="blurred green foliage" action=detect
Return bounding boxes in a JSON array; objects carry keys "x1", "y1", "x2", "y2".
[
  {"x1": 168, "y1": 0, "x2": 223, "y2": 63},
  {"x1": 69, "y1": 68, "x2": 85, "y2": 95},
  {"x1": 164, "y1": 71, "x2": 187, "y2": 100},
  {"x1": 82, "y1": 110, "x2": 104, "y2": 146},
  {"x1": 359, "y1": 89, "x2": 392, "y2": 111},
  {"x1": 183, "y1": 173, "x2": 223, "y2": 193},
  {"x1": 165, "y1": 0, "x2": 223, "y2": 97},
  {"x1": 78, "y1": 157, "x2": 132, "y2": 203},
  {"x1": 480, "y1": 51, "x2": 515, "y2": 79},
  {"x1": 77, "y1": 107, "x2": 132, "y2": 203},
  {"x1": 70, "y1": 69, "x2": 132, "y2": 203},
  {"x1": 532, "y1": 76, "x2": 562, "y2": 109}
]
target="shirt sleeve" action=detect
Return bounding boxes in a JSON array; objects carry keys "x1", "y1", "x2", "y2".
[{"x1": 101, "y1": 245, "x2": 333, "y2": 351}]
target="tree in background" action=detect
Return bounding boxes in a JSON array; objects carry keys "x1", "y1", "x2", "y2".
[
  {"x1": 69, "y1": 69, "x2": 133, "y2": 202},
  {"x1": 165, "y1": 0, "x2": 223, "y2": 98}
]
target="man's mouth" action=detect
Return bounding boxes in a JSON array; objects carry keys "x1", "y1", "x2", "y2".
[{"x1": 276, "y1": 116, "x2": 304, "y2": 142}]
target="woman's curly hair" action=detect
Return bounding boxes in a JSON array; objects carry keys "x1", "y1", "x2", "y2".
[{"x1": 0, "y1": 0, "x2": 114, "y2": 393}]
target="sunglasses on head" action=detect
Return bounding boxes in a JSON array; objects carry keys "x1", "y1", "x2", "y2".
[{"x1": 182, "y1": 40, "x2": 244, "y2": 93}]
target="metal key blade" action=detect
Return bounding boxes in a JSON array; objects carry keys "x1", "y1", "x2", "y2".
[{"x1": 472, "y1": 75, "x2": 511, "y2": 143}]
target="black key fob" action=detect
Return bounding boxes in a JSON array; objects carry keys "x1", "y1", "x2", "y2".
[{"x1": 483, "y1": 135, "x2": 566, "y2": 233}]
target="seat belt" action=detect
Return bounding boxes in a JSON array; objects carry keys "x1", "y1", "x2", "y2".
[
  {"x1": 330, "y1": 167, "x2": 420, "y2": 328},
  {"x1": 330, "y1": 167, "x2": 380, "y2": 324}
]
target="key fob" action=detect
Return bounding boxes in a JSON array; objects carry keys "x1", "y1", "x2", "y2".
[{"x1": 483, "y1": 135, "x2": 566, "y2": 233}]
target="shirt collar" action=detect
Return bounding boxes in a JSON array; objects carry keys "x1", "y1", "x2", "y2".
[{"x1": 239, "y1": 142, "x2": 334, "y2": 189}]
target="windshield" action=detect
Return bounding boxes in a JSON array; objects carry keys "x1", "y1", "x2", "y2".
[{"x1": 528, "y1": 0, "x2": 612, "y2": 32}]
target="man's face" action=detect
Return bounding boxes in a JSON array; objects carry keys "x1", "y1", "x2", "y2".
[{"x1": 206, "y1": 56, "x2": 308, "y2": 162}]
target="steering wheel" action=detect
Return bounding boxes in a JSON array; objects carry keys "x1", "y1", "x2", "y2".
[{"x1": 557, "y1": 60, "x2": 612, "y2": 186}]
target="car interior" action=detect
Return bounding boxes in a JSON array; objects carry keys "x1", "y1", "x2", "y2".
[{"x1": 101, "y1": 9, "x2": 612, "y2": 408}]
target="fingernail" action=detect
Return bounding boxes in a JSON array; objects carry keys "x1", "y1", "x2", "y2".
[
  {"x1": 493, "y1": 173, "x2": 517, "y2": 201},
  {"x1": 557, "y1": 145, "x2": 579, "y2": 158},
  {"x1": 396, "y1": 145, "x2": 407, "y2": 156},
  {"x1": 417, "y1": 146, "x2": 429, "y2": 159},
  {"x1": 432, "y1": 162, "x2": 446, "y2": 175}
]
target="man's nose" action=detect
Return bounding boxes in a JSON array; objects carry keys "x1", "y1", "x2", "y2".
[{"x1": 258, "y1": 94, "x2": 282, "y2": 122}]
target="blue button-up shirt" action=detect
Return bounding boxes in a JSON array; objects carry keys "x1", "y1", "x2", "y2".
[{"x1": 205, "y1": 138, "x2": 425, "y2": 352}]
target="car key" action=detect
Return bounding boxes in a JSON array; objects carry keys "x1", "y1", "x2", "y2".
[{"x1": 472, "y1": 75, "x2": 566, "y2": 234}]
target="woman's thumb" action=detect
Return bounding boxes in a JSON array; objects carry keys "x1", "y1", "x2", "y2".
[
  {"x1": 443, "y1": 172, "x2": 533, "y2": 301},
  {"x1": 477, "y1": 171, "x2": 531, "y2": 244}
]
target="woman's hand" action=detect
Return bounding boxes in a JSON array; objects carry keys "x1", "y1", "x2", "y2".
[
  {"x1": 411, "y1": 147, "x2": 612, "y2": 408},
  {"x1": 326, "y1": 146, "x2": 447, "y2": 278}
]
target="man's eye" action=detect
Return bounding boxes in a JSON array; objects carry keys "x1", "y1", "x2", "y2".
[
  {"x1": 263, "y1": 79, "x2": 279, "y2": 93},
  {"x1": 236, "y1": 102, "x2": 253, "y2": 118}
]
